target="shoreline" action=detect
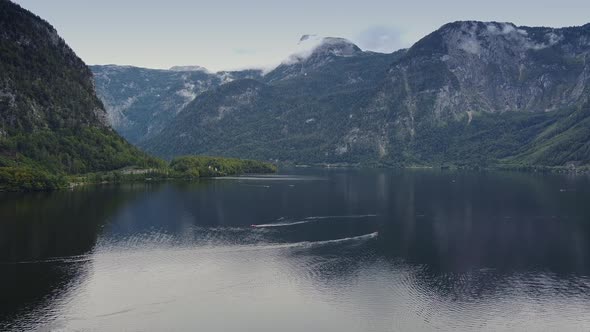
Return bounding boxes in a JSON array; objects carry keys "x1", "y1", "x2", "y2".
[
  {"x1": 2, "y1": 162, "x2": 589, "y2": 193},
  {"x1": 288, "y1": 162, "x2": 590, "y2": 174}
]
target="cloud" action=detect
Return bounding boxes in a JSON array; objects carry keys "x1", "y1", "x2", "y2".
[
  {"x1": 483, "y1": 22, "x2": 562, "y2": 50},
  {"x1": 485, "y1": 22, "x2": 528, "y2": 36},
  {"x1": 355, "y1": 26, "x2": 404, "y2": 53},
  {"x1": 281, "y1": 34, "x2": 325, "y2": 65},
  {"x1": 299, "y1": 34, "x2": 317, "y2": 43},
  {"x1": 233, "y1": 48, "x2": 258, "y2": 55}
]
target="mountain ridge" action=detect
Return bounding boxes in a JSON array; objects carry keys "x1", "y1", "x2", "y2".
[{"x1": 93, "y1": 20, "x2": 590, "y2": 167}]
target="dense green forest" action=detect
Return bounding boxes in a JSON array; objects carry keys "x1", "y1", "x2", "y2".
[
  {"x1": 1, "y1": 154, "x2": 277, "y2": 192},
  {"x1": 0, "y1": 127, "x2": 164, "y2": 191},
  {"x1": 0, "y1": 128, "x2": 163, "y2": 173},
  {"x1": 169, "y1": 156, "x2": 277, "y2": 177},
  {"x1": 66, "y1": 156, "x2": 277, "y2": 190}
]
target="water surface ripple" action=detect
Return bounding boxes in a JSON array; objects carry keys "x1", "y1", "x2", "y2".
[{"x1": 1, "y1": 169, "x2": 590, "y2": 331}]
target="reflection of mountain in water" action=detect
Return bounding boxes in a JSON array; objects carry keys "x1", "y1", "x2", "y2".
[{"x1": 374, "y1": 170, "x2": 590, "y2": 274}]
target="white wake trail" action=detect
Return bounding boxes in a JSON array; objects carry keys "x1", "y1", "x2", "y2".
[
  {"x1": 251, "y1": 214, "x2": 377, "y2": 228},
  {"x1": 304, "y1": 214, "x2": 378, "y2": 220},
  {"x1": 251, "y1": 220, "x2": 314, "y2": 228}
]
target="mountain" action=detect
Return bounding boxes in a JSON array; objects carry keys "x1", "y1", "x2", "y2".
[
  {"x1": 91, "y1": 65, "x2": 220, "y2": 144},
  {"x1": 89, "y1": 37, "x2": 389, "y2": 146},
  {"x1": 96, "y1": 23, "x2": 590, "y2": 168},
  {"x1": 140, "y1": 38, "x2": 405, "y2": 161},
  {"x1": 392, "y1": 21, "x2": 590, "y2": 115},
  {"x1": 169, "y1": 65, "x2": 209, "y2": 72},
  {"x1": 91, "y1": 65, "x2": 263, "y2": 144},
  {"x1": 264, "y1": 37, "x2": 365, "y2": 83},
  {"x1": 365, "y1": 21, "x2": 590, "y2": 166},
  {"x1": 0, "y1": 0, "x2": 160, "y2": 188}
]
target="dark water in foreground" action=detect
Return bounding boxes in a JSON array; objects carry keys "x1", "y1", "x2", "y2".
[{"x1": 1, "y1": 169, "x2": 590, "y2": 331}]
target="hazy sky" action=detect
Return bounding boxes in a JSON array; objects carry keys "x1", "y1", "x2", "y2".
[{"x1": 13, "y1": 0, "x2": 590, "y2": 71}]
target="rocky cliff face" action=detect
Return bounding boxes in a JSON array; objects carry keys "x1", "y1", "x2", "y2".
[
  {"x1": 352, "y1": 21, "x2": 590, "y2": 165},
  {"x1": 0, "y1": 0, "x2": 109, "y2": 134},
  {"x1": 91, "y1": 65, "x2": 263, "y2": 144},
  {"x1": 92, "y1": 65, "x2": 220, "y2": 144},
  {"x1": 377, "y1": 21, "x2": 590, "y2": 129}
]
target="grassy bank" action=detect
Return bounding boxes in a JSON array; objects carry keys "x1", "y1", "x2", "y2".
[{"x1": 0, "y1": 155, "x2": 277, "y2": 192}]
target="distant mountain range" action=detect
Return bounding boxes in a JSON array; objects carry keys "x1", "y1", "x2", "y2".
[
  {"x1": 91, "y1": 65, "x2": 262, "y2": 144},
  {"x1": 95, "y1": 22, "x2": 590, "y2": 167}
]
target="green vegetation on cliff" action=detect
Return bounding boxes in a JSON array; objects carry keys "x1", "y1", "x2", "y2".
[
  {"x1": 169, "y1": 156, "x2": 277, "y2": 178},
  {"x1": 0, "y1": 0, "x2": 162, "y2": 190},
  {"x1": 64, "y1": 156, "x2": 277, "y2": 191}
]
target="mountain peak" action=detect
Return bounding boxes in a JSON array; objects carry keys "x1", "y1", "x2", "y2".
[
  {"x1": 408, "y1": 20, "x2": 571, "y2": 58},
  {"x1": 437, "y1": 21, "x2": 531, "y2": 40},
  {"x1": 283, "y1": 36, "x2": 362, "y2": 65},
  {"x1": 314, "y1": 37, "x2": 362, "y2": 56},
  {"x1": 263, "y1": 36, "x2": 365, "y2": 82},
  {"x1": 169, "y1": 65, "x2": 209, "y2": 73}
]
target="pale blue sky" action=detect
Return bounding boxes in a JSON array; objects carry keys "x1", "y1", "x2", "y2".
[{"x1": 13, "y1": 0, "x2": 590, "y2": 71}]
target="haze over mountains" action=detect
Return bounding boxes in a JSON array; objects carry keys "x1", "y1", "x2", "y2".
[{"x1": 93, "y1": 21, "x2": 590, "y2": 167}]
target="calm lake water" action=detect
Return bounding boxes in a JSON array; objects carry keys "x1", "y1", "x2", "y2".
[{"x1": 1, "y1": 168, "x2": 590, "y2": 331}]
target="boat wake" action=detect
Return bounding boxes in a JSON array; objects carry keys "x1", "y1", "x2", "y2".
[
  {"x1": 0, "y1": 254, "x2": 92, "y2": 265},
  {"x1": 304, "y1": 214, "x2": 377, "y2": 220},
  {"x1": 226, "y1": 231, "x2": 379, "y2": 251},
  {"x1": 251, "y1": 220, "x2": 312, "y2": 228},
  {"x1": 1, "y1": 232, "x2": 379, "y2": 265},
  {"x1": 251, "y1": 214, "x2": 377, "y2": 228},
  {"x1": 298, "y1": 231, "x2": 378, "y2": 247}
]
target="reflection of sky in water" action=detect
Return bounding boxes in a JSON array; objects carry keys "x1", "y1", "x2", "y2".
[{"x1": 1, "y1": 169, "x2": 590, "y2": 331}]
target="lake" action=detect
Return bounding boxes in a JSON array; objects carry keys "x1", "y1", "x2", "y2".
[{"x1": 1, "y1": 168, "x2": 590, "y2": 331}]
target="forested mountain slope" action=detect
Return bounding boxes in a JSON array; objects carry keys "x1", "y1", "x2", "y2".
[
  {"x1": 95, "y1": 22, "x2": 590, "y2": 167},
  {"x1": 0, "y1": 0, "x2": 160, "y2": 188}
]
